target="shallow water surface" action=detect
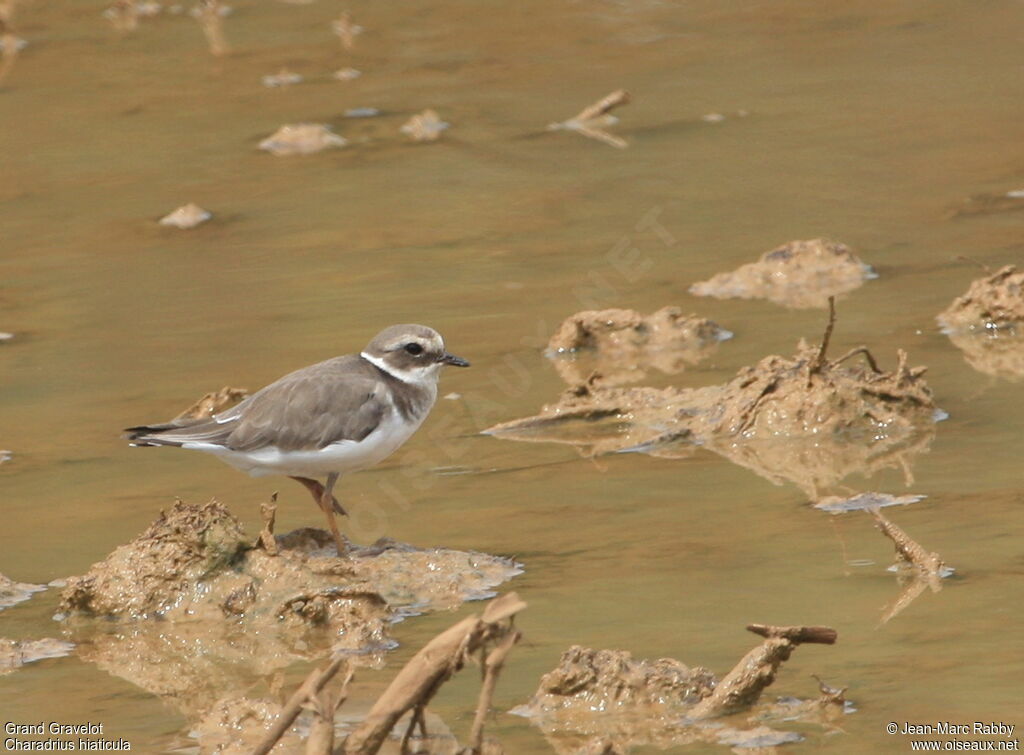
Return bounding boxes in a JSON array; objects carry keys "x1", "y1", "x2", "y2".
[{"x1": 2, "y1": 0, "x2": 1023, "y2": 752}]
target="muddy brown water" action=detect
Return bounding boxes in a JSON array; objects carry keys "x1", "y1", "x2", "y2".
[{"x1": 2, "y1": 0, "x2": 1023, "y2": 751}]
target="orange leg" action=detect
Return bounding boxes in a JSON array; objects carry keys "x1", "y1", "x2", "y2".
[{"x1": 289, "y1": 475, "x2": 346, "y2": 515}]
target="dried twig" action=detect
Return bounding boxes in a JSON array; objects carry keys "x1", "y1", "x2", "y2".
[
  {"x1": 807, "y1": 296, "x2": 836, "y2": 386},
  {"x1": 194, "y1": 0, "x2": 228, "y2": 56},
  {"x1": 829, "y1": 346, "x2": 882, "y2": 373},
  {"x1": 332, "y1": 11, "x2": 362, "y2": 50},
  {"x1": 253, "y1": 657, "x2": 349, "y2": 755},
  {"x1": 871, "y1": 509, "x2": 947, "y2": 579},
  {"x1": 341, "y1": 592, "x2": 526, "y2": 754},
  {"x1": 548, "y1": 90, "x2": 632, "y2": 149},
  {"x1": 746, "y1": 624, "x2": 837, "y2": 645}
]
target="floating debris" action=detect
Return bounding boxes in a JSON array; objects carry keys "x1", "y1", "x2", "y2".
[
  {"x1": 690, "y1": 238, "x2": 876, "y2": 309},
  {"x1": 332, "y1": 11, "x2": 362, "y2": 50},
  {"x1": 548, "y1": 89, "x2": 632, "y2": 149},
  {"x1": 938, "y1": 266, "x2": 1024, "y2": 379},
  {"x1": 103, "y1": 0, "x2": 139, "y2": 31},
  {"x1": 701, "y1": 112, "x2": 725, "y2": 123},
  {"x1": 259, "y1": 123, "x2": 347, "y2": 156},
  {"x1": 1, "y1": 638, "x2": 75, "y2": 675},
  {"x1": 333, "y1": 67, "x2": 361, "y2": 81},
  {"x1": 0, "y1": 18, "x2": 25, "y2": 84},
  {"x1": 0, "y1": 572, "x2": 45, "y2": 611},
  {"x1": 547, "y1": 306, "x2": 731, "y2": 387},
  {"x1": 814, "y1": 492, "x2": 926, "y2": 514},
  {"x1": 400, "y1": 109, "x2": 449, "y2": 142},
  {"x1": 515, "y1": 624, "x2": 839, "y2": 752},
  {"x1": 951, "y1": 191, "x2": 1024, "y2": 218},
  {"x1": 192, "y1": 0, "x2": 229, "y2": 56},
  {"x1": 261, "y1": 68, "x2": 302, "y2": 88},
  {"x1": 0, "y1": 333, "x2": 10, "y2": 342},
  {"x1": 0, "y1": 449, "x2": 10, "y2": 463},
  {"x1": 159, "y1": 202, "x2": 212, "y2": 229},
  {"x1": 344, "y1": 106, "x2": 379, "y2": 118}
]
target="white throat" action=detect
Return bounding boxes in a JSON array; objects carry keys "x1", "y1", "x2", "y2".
[{"x1": 361, "y1": 351, "x2": 442, "y2": 388}]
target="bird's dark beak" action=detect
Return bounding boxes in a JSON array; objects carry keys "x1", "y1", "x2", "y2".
[{"x1": 439, "y1": 352, "x2": 470, "y2": 367}]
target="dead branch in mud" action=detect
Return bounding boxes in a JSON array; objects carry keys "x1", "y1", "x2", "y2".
[
  {"x1": 340, "y1": 592, "x2": 526, "y2": 754},
  {"x1": 253, "y1": 657, "x2": 351, "y2": 755},
  {"x1": 871, "y1": 509, "x2": 947, "y2": 579},
  {"x1": 258, "y1": 494, "x2": 279, "y2": 555},
  {"x1": 689, "y1": 623, "x2": 838, "y2": 720},
  {"x1": 807, "y1": 296, "x2": 837, "y2": 385},
  {"x1": 468, "y1": 629, "x2": 521, "y2": 752},
  {"x1": 746, "y1": 624, "x2": 837, "y2": 645}
]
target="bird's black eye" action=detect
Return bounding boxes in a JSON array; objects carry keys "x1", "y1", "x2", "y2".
[{"x1": 404, "y1": 342, "x2": 424, "y2": 355}]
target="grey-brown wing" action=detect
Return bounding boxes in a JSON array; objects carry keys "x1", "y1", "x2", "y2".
[{"x1": 223, "y1": 370, "x2": 388, "y2": 452}]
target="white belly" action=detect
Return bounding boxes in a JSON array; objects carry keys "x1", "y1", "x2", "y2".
[{"x1": 182, "y1": 409, "x2": 425, "y2": 478}]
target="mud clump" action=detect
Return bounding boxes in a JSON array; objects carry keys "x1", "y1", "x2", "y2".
[
  {"x1": 488, "y1": 337, "x2": 938, "y2": 496},
  {"x1": 523, "y1": 646, "x2": 715, "y2": 713},
  {"x1": 689, "y1": 238, "x2": 875, "y2": 309},
  {"x1": 59, "y1": 500, "x2": 253, "y2": 619},
  {"x1": 515, "y1": 627, "x2": 842, "y2": 753},
  {"x1": 937, "y1": 266, "x2": 1024, "y2": 379},
  {"x1": 547, "y1": 307, "x2": 731, "y2": 387},
  {"x1": 689, "y1": 340, "x2": 935, "y2": 441},
  {"x1": 58, "y1": 501, "x2": 520, "y2": 718}
]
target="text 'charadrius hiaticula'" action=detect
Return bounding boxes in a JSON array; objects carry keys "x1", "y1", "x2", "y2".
[{"x1": 126, "y1": 324, "x2": 469, "y2": 556}]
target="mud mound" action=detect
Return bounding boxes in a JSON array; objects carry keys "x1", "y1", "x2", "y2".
[
  {"x1": 689, "y1": 238, "x2": 875, "y2": 309},
  {"x1": 938, "y1": 266, "x2": 1024, "y2": 379},
  {"x1": 0, "y1": 572, "x2": 46, "y2": 611},
  {"x1": 487, "y1": 338, "x2": 937, "y2": 495},
  {"x1": 515, "y1": 629, "x2": 842, "y2": 753},
  {"x1": 547, "y1": 307, "x2": 731, "y2": 386},
  {"x1": 689, "y1": 340, "x2": 935, "y2": 440},
  {"x1": 938, "y1": 265, "x2": 1024, "y2": 333},
  {"x1": 522, "y1": 646, "x2": 716, "y2": 714},
  {"x1": 0, "y1": 638, "x2": 75, "y2": 675},
  {"x1": 57, "y1": 501, "x2": 520, "y2": 717}
]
